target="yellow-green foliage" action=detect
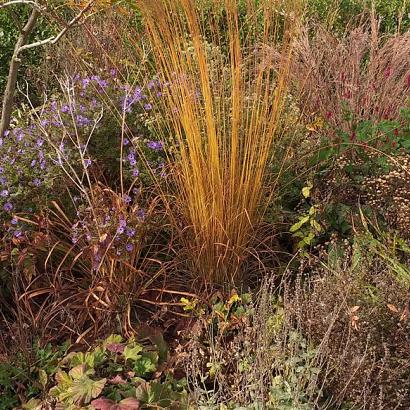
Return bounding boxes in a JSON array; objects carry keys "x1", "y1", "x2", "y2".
[{"x1": 137, "y1": 0, "x2": 302, "y2": 284}]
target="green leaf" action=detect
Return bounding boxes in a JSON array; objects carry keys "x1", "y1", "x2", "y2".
[
  {"x1": 290, "y1": 215, "x2": 310, "y2": 232},
  {"x1": 123, "y1": 344, "x2": 143, "y2": 362},
  {"x1": 180, "y1": 297, "x2": 197, "y2": 311},
  {"x1": 38, "y1": 368, "x2": 48, "y2": 389},
  {"x1": 310, "y1": 219, "x2": 321, "y2": 232},
  {"x1": 69, "y1": 364, "x2": 93, "y2": 379},
  {"x1": 54, "y1": 370, "x2": 73, "y2": 389},
  {"x1": 302, "y1": 184, "x2": 312, "y2": 198},
  {"x1": 133, "y1": 352, "x2": 158, "y2": 377},
  {"x1": 103, "y1": 334, "x2": 123, "y2": 347},
  {"x1": 65, "y1": 377, "x2": 106, "y2": 405},
  {"x1": 69, "y1": 351, "x2": 96, "y2": 368},
  {"x1": 400, "y1": 138, "x2": 410, "y2": 150}
]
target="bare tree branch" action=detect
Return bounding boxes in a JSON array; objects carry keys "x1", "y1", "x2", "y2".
[
  {"x1": 19, "y1": 0, "x2": 95, "y2": 53},
  {"x1": 0, "y1": 0, "x2": 95, "y2": 137},
  {"x1": 0, "y1": 5, "x2": 39, "y2": 138},
  {"x1": 0, "y1": 0, "x2": 42, "y2": 10}
]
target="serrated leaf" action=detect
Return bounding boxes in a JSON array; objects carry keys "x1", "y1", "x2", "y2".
[
  {"x1": 70, "y1": 351, "x2": 96, "y2": 368},
  {"x1": 67, "y1": 377, "x2": 106, "y2": 405},
  {"x1": 69, "y1": 364, "x2": 89, "y2": 379},
  {"x1": 55, "y1": 370, "x2": 73, "y2": 388},
  {"x1": 103, "y1": 334, "x2": 123, "y2": 347},
  {"x1": 123, "y1": 344, "x2": 143, "y2": 362},
  {"x1": 133, "y1": 352, "x2": 158, "y2": 376}
]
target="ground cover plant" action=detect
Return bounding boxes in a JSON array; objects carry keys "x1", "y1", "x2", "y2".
[{"x1": 1, "y1": 0, "x2": 410, "y2": 409}]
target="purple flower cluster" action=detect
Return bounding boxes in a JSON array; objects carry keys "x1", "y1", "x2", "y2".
[
  {"x1": 147, "y1": 140, "x2": 163, "y2": 151},
  {"x1": 1, "y1": 70, "x2": 166, "y2": 225},
  {"x1": 68, "y1": 189, "x2": 148, "y2": 270},
  {"x1": 0, "y1": 125, "x2": 57, "y2": 215}
]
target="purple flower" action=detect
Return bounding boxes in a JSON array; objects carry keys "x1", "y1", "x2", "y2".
[
  {"x1": 11, "y1": 217, "x2": 18, "y2": 225},
  {"x1": 119, "y1": 218, "x2": 127, "y2": 228},
  {"x1": 147, "y1": 140, "x2": 163, "y2": 151},
  {"x1": 61, "y1": 105, "x2": 70, "y2": 113},
  {"x1": 0, "y1": 177, "x2": 6, "y2": 185},
  {"x1": 137, "y1": 209, "x2": 146, "y2": 221},
  {"x1": 76, "y1": 115, "x2": 91, "y2": 127},
  {"x1": 40, "y1": 119, "x2": 49, "y2": 127},
  {"x1": 126, "y1": 243, "x2": 134, "y2": 252},
  {"x1": 1, "y1": 189, "x2": 9, "y2": 197},
  {"x1": 84, "y1": 158, "x2": 92, "y2": 168},
  {"x1": 30, "y1": 159, "x2": 37, "y2": 167},
  {"x1": 82, "y1": 78, "x2": 90, "y2": 89},
  {"x1": 97, "y1": 79, "x2": 108, "y2": 89},
  {"x1": 124, "y1": 195, "x2": 132, "y2": 205},
  {"x1": 117, "y1": 226, "x2": 125, "y2": 235},
  {"x1": 0, "y1": 167, "x2": 4, "y2": 173},
  {"x1": 126, "y1": 227, "x2": 136, "y2": 237},
  {"x1": 132, "y1": 168, "x2": 140, "y2": 177},
  {"x1": 36, "y1": 138, "x2": 44, "y2": 147},
  {"x1": 144, "y1": 103, "x2": 153, "y2": 111},
  {"x1": 33, "y1": 178, "x2": 41, "y2": 187},
  {"x1": 123, "y1": 138, "x2": 130, "y2": 146},
  {"x1": 0, "y1": 138, "x2": 3, "y2": 147},
  {"x1": 16, "y1": 132, "x2": 24, "y2": 142},
  {"x1": 129, "y1": 159, "x2": 137, "y2": 166},
  {"x1": 14, "y1": 230, "x2": 22, "y2": 238},
  {"x1": 133, "y1": 87, "x2": 142, "y2": 100},
  {"x1": 110, "y1": 68, "x2": 117, "y2": 77},
  {"x1": 3, "y1": 130, "x2": 10, "y2": 137},
  {"x1": 3, "y1": 202, "x2": 13, "y2": 212}
]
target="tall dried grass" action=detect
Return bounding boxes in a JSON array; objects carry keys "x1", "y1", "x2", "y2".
[
  {"x1": 292, "y1": 24, "x2": 410, "y2": 133},
  {"x1": 136, "y1": 0, "x2": 302, "y2": 285}
]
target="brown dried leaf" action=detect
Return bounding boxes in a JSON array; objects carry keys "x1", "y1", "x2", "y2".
[{"x1": 387, "y1": 304, "x2": 399, "y2": 313}]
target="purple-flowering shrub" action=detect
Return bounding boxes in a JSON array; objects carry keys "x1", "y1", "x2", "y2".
[
  {"x1": 55, "y1": 72, "x2": 168, "y2": 187},
  {"x1": 0, "y1": 71, "x2": 169, "y2": 233},
  {"x1": 0, "y1": 124, "x2": 69, "y2": 229}
]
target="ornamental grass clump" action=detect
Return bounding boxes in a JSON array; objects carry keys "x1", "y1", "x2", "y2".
[{"x1": 137, "y1": 0, "x2": 302, "y2": 285}]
